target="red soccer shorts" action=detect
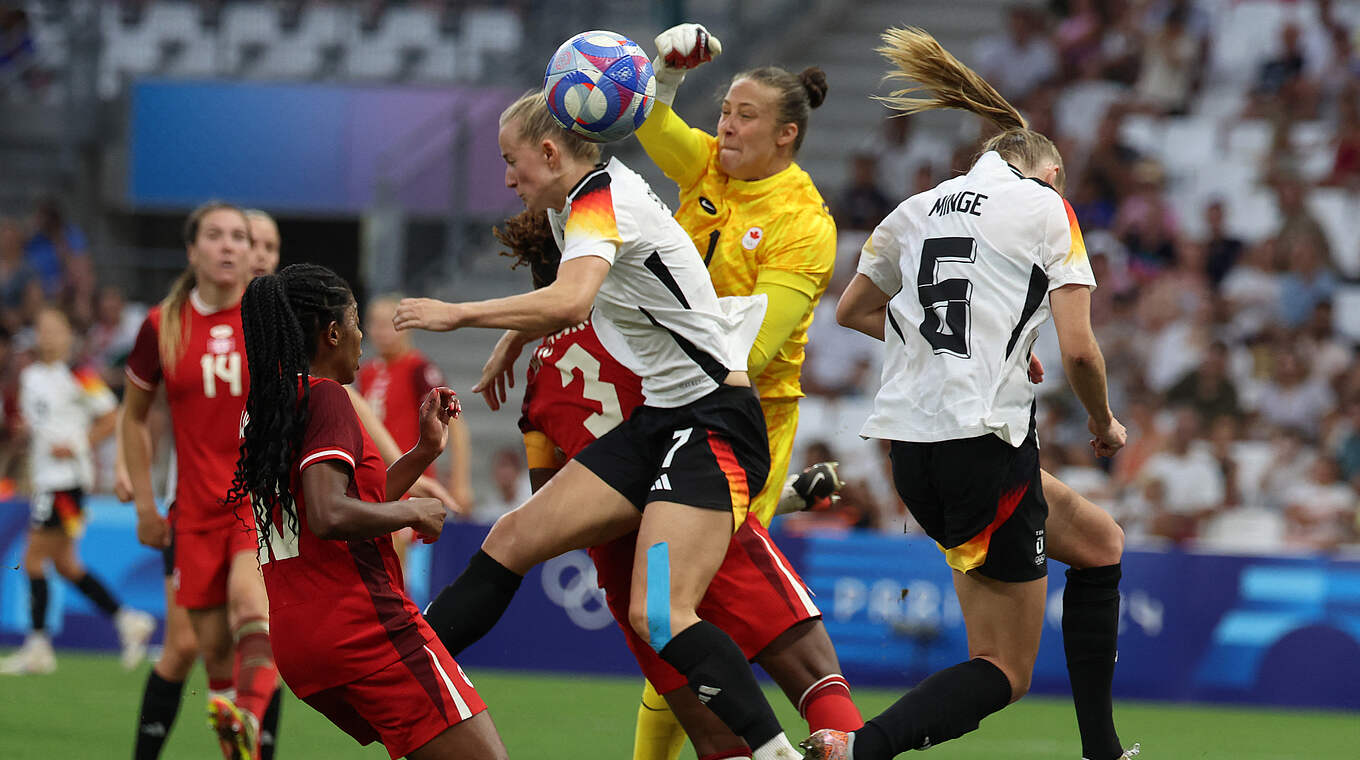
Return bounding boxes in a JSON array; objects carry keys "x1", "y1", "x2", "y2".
[
  {"x1": 173, "y1": 523, "x2": 259, "y2": 609},
  {"x1": 590, "y1": 512, "x2": 821, "y2": 692},
  {"x1": 303, "y1": 641, "x2": 487, "y2": 759}
]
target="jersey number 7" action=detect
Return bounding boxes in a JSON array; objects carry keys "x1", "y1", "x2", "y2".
[{"x1": 916, "y1": 237, "x2": 976, "y2": 358}]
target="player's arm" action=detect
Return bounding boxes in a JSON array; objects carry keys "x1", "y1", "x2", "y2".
[
  {"x1": 121, "y1": 382, "x2": 168, "y2": 547},
  {"x1": 393, "y1": 256, "x2": 610, "y2": 335},
  {"x1": 384, "y1": 387, "x2": 459, "y2": 503},
  {"x1": 1050, "y1": 285, "x2": 1123, "y2": 456},
  {"x1": 635, "y1": 23, "x2": 722, "y2": 187},
  {"x1": 344, "y1": 384, "x2": 458, "y2": 509},
  {"x1": 747, "y1": 217, "x2": 835, "y2": 375},
  {"x1": 301, "y1": 461, "x2": 444, "y2": 542},
  {"x1": 836, "y1": 274, "x2": 892, "y2": 340},
  {"x1": 444, "y1": 416, "x2": 475, "y2": 509}
]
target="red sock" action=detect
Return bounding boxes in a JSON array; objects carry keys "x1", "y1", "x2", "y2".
[
  {"x1": 799, "y1": 674, "x2": 864, "y2": 732},
  {"x1": 698, "y1": 750, "x2": 752, "y2": 760},
  {"x1": 232, "y1": 618, "x2": 278, "y2": 722}
]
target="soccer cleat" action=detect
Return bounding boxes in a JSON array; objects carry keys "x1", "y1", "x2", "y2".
[
  {"x1": 799, "y1": 728, "x2": 851, "y2": 760},
  {"x1": 776, "y1": 461, "x2": 844, "y2": 515},
  {"x1": 207, "y1": 695, "x2": 259, "y2": 760},
  {"x1": 0, "y1": 633, "x2": 57, "y2": 675},
  {"x1": 115, "y1": 608, "x2": 156, "y2": 670},
  {"x1": 1084, "y1": 745, "x2": 1140, "y2": 760}
]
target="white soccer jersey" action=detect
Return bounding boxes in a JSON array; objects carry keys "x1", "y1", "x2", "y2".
[
  {"x1": 858, "y1": 151, "x2": 1096, "y2": 447},
  {"x1": 549, "y1": 157, "x2": 766, "y2": 408},
  {"x1": 20, "y1": 362, "x2": 117, "y2": 492}
]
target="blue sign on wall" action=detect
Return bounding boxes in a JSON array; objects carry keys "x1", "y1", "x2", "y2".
[{"x1": 4, "y1": 499, "x2": 1358, "y2": 710}]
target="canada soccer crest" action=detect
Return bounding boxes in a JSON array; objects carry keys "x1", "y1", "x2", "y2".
[
  {"x1": 741, "y1": 226, "x2": 763, "y2": 251},
  {"x1": 208, "y1": 324, "x2": 235, "y2": 354}
]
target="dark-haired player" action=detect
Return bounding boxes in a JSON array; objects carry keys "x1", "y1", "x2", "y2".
[{"x1": 228, "y1": 263, "x2": 505, "y2": 760}]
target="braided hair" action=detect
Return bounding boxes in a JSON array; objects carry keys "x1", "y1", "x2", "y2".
[
  {"x1": 493, "y1": 209, "x2": 559, "y2": 288},
  {"x1": 226, "y1": 263, "x2": 355, "y2": 548}
]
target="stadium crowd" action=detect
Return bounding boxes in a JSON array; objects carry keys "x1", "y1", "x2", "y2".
[{"x1": 805, "y1": 0, "x2": 1360, "y2": 555}]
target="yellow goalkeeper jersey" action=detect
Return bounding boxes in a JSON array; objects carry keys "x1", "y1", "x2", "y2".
[{"x1": 636, "y1": 103, "x2": 836, "y2": 400}]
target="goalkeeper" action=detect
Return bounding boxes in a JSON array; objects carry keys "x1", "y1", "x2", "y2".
[{"x1": 626, "y1": 22, "x2": 857, "y2": 760}]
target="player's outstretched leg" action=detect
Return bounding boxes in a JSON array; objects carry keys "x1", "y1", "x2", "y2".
[
  {"x1": 754, "y1": 620, "x2": 862, "y2": 733},
  {"x1": 0, "y1": 531, "x2": 56, "y2": 675},
  {"x1": 1041, "y1": 470, "x2": 1134, "y2": 760}
]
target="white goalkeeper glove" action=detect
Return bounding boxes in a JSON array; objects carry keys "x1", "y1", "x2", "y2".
[{"x1": 651, "y1": 23, "x2": 723, "y2": 107}]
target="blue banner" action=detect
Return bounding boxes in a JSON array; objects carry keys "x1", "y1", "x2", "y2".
[{"x1": 3, "y1": 499, "x2": 1358, "y2": 710}]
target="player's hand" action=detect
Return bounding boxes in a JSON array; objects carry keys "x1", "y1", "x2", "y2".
[
  {"x1": 1028, "y1": 354, "x2": 1044, "y2": 384},
  {"x1": 655, "y1": 23, "x2": 722, "y2": 72},
  {"x1": 473, "y1": 331, "x2": 525, "y2": 411},
  {"x1": 651, "y1": 23, "x2": 722, "y2": 106},
  {"x1": 417, "y1": 387, "x2": 459, "y2": 455},
  {"x1": 407, "y1": 497, "x2": 447, "y2": 544},
  {"x1": 393, "y1": 298, "x2": 461, "y2": 333},
  {"x1": 776, "y1": 461, "x2": 844, "y2": 515},
  {"x1": 136, "y1": 511, "x2": 170, "y2": 549},
  {"x1": 409, "y1": 475, "x2": 466, "y2": 516},
  {"x1": 1088, "y1": 415, "x2": 1127, "y2": 458},
  {"x1": 50, "y1": 443, "x2": 76, "y2": 459}
]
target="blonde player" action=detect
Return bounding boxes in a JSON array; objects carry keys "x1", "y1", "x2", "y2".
[
  {"x1": 0, "y1": 307, "x2": 155, "y2": 676},
  {"x1": 620, "y1": 23, "x2": 853, "y2": 759},
  {"x1": 805, "y1": 28, "x2": 1136, "y2": 760}
]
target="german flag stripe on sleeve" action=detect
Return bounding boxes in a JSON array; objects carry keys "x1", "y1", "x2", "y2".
[
  {"x1": 1062, "y1": 199, "x2": 1088, "y2": 264},
  {"x1": 565, "y1": 174, "x2": 621, "y2": 245}
]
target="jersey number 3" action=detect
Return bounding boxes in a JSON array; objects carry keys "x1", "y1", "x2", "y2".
[
  {"x1": 555, "y1": 343, "x2": 624, "y2": 439},
  {"x1": 916, "y1": 237, "x2": 976, "y2": 358}
]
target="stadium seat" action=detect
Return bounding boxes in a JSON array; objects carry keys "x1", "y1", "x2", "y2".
[
  {"x1": 1225, "y1": 120, "x2": 1273, "y2": 164},
  {"x1": 259, "y1": 4, "x2": 350, "y2": 80},
  {"x1": 1333, "y1": 285, "x2": 1360, "y2": 342},
  {"x1": 1223, "y1": 188, "x2": 1280, "y2": 243},
  {"x1": 346, "y1": 6, "x2": 438, "y2": 82},
  {"x1": 221, "y1": 3, "x2": 281, "y2": 77},
  {"x1": 1159, "y1": 116, "x2": 1221, "y2": 180},
  {"x1": 1119, "y1": 113, "x2": 1165, "y2": 157},
  {"x1": 1307, "y1": 188, "x2": 1360, "y2": 277},
  {"x1": 1055, "y1": 80, "x2": 1127, "y2": 146}
]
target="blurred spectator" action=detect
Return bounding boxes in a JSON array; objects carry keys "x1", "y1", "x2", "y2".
[
  {"x1": 1276, "y1": 235, "x2": 1337, "y2": 328},
  {"x1": 0, "y1": 5, "x2": 42, "y2": 97},
  {"x1": 972, "y1": 5, "x2": 1057, "y2": 101},
  {"x1": 1054, "y1": 0, "x2": 1103, "y2": 79},
  {"x1": 1133, "y1": 4, "x2": 1199, "y2": 115},
  {"x1": 834, "y1": 152, "x2": 894, "y2": 232},
  {"x1": 1248, "y1": 23, "x2": 1320, "y2": 119},
  {"x1": 859, "y1": 110, "x2": 951, "y2": 201},
  {"x1": 1324, "y1": 89, "x2": 1360, "y2": 189},
  {"x1": 83, "y1": 285, "x2": 147, "y2": 396},
  {"x1": 1256, "y1": 349, "x2": 1334, "y2": 439},
  {"x1": 24, "y1": 198, "x2": 91, "y2": 299},
  {"x1": 803, "y1": 236, "x2": 880, "y2": 399},
  {"x1": 1273, "y1": 175, "x2": 1333, "y2": 269},
  {"x1": 1079, "y1": 109, "x2": 1140, "y2": 209},
  {"x1": 468, "y1": 446, "x2": 529, "y2": 525},
  {"x1": 1298, "y1": 301, "x2": 1352, "y2": 385},
  {"x1": 1138, "y1": 408, "x2": 1226, "y2": 542},
  {"x1": 1336, "y1": 402, "x2": 1360, "y2": 486},
  {"x1": 1219, "y1": 239, "x2": 1282, "y2": 340},
  {"x1": 1113, "y1": 159, "x2": 1179, "y2": 274},
  {"x1": 0, "y1": 216, "x2": 38, "y2": 319},
  {"x1": 1165, "y1": 341, "x2": 1240, "y2": 422},
  {"x1": 1281, "y1": 457, "x2": 1357, "y2": 552},
  {"x1": 1202, "y1": 200, "x2": 1244, "y2": 289}
]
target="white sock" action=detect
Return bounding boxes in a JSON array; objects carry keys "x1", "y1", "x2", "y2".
[
  {"x1": 208, "y1": 687, "x2": 237, "y2": 702},
  {"x1": 752, "y1": 733, "x2": 803, "y2": 760}
]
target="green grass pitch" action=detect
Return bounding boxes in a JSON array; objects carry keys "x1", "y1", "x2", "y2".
[{"x1": 0, "y1": 651, "x2": 1354, "y2": 758}]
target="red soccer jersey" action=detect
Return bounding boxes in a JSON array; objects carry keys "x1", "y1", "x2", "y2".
[
  {"x1": 261, "y1": 377, "x2": 435, "y2": 697},
  {"x1": 520, "y1": 320, "x2": 645, "y2": 460},
  {"x1": 356, "y1": 350, "x2": 444, "y2": 477},
  {"x1": 126, "y1": 294, "x2": 249, "y2": 532}
]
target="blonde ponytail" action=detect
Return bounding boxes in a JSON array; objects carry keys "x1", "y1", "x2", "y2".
[
  {"x1": 157, "y1": 270, "x2": 195, "y2": 374},
  {"x1": 876, "y1": 27, "x2": 1063, "y2": 189}
]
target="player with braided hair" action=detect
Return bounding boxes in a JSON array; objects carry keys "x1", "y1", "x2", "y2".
[
  {"x1": 227, "y1": 263, "x2": 505, "y2": 760},
  {"x1": 804, "y1": 28, "x2": 1136, "y2": 759},
  {"x1": 121, "y1": 201, "x2": 279, "y2": 760}
]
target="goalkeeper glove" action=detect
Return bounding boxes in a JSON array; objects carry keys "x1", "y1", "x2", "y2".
[
  {"x1": 776, "y1": 461, "x2": 843, "y2": 515},
  {"x1": 651, "y1": 22, "x2": 723, "y2": 106}
]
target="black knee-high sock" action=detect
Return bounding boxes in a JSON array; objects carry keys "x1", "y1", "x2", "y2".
[
  {"x1": 1063, "y1": 564, "x2": 1123, "y2": 760},
  {"x1": 658, "y1": 621, "x2": 784, "y2": 751},
  {"x1": 854, "y1": 658, "x2": 1012, "y2": 758},
  {"x1": 259, "y1": 687, "x2": 282, "y2": 760},
  {"x1": 75, "y1": 572, "x2": 121, "y2": 617},
  {"x1": 29, "y1": 576, "x2": 48, "y2": 632},
  {"x1": 422, "y1": 550, "x2": 523, "y2": 657},
  {"x1": 134, "y1": 670, "x2": 184, "y2": 760}
]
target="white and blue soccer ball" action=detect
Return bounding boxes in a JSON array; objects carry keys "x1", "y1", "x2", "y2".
[{"x1": 543, "y1": 30, "x2": 656, "y2": 143}]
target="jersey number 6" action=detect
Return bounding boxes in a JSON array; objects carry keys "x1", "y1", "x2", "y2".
[{"x1": 916, "y1": 237, "x2": 976, "y2": 358}]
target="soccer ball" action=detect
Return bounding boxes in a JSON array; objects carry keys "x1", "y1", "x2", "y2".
[{"x1": 543, "y1": 30, "x2": 656, "y2": 143}]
